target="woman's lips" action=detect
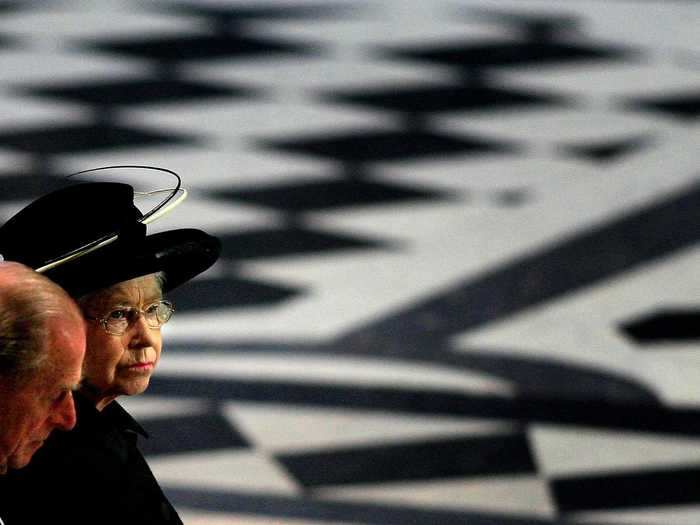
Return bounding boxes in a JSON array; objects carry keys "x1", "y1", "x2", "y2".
[{"x1": 125, "y1": 362, "x2": 154, "y2": 371}]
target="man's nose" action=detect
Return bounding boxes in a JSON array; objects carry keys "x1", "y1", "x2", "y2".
[{"x1": 51, "y1": 392, "x2": 77, "y2": 431}]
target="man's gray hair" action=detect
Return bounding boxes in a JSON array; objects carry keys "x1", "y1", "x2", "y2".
[{"x1": 0, "y1": 262, "x2": 80, "y2": 384}]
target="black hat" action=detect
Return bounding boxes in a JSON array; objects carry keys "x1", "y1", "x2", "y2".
[{"x1": 0, "y1": 182, "x2": 221, "y2": 297}]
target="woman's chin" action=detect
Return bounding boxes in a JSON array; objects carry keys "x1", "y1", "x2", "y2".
[
  {"x1": 115, "y1": 375, "x2": 152, "y2": 397},
  {"x1": 126, "y1": 378, "x2": 151, "y2": 396},
  {"x1": 117, "y1": 365, "x2": 155, "y2": 393}
]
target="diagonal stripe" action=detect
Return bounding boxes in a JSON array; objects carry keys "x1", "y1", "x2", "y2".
[
  {"x1": 334, "y1": 181, "x2": 700, "y2": 355},
  {"x1": 164, "y1": 486, "x2": 564, "y2": 525},
  {"x1": 162, "y1": 343, "x2": 659, "y2": 403},
  {"x1": 277, "y1": 433, "x2": 536, "y2": 488},
  {"x1": 148, "y1": 376, "x2": 700, "y2": 436},
  {"x1": 552, "y1": 466, "x2": 700, "y2": 512},
  {"x1": 140, "y1": 412, "x2": 249, "y2": 457}
]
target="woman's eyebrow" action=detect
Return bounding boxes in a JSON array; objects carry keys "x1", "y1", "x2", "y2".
[
  {"x1": 103, "y1": 301, "x2": 133, "y2": 308},
  {"x1": 101, "y1": 292, "x2": 132, "y2": 303},
  {"x1": 143, "y1": 290, "x2": 163, "y2": 301},
  {"x1": 106, "y1": 295, "x2": 162, "y2": 307}
]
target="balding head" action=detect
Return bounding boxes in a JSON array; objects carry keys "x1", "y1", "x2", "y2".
[
  {"x1": 0, "y1": 262, "x2": 82, "y2": 380},
  {"x1": 0, "y1": 262, "x2": 85, "y2": 472}
]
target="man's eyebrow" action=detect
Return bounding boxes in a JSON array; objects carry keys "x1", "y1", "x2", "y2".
[
  {"x1": 49, "y1": 383, "x2": 78, "y2": 402},
  {"x1": 57, "y1": 383, "x2": 79, "y2": 394}
]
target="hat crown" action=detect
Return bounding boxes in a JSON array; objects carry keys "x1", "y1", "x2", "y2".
[{"x1": 0, "y1": 182, "x2": 143, "y2": 268}]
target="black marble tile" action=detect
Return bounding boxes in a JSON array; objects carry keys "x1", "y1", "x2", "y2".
[
  {"x1": 264, "y1": 130, "x2": 515, "y2": 163},
  {"x1": 0, "y1": 32, "x2": 16, "y2": 50},
  {"x1": 210, "y1": 178, "x2": 451, "y2": 212},
  {"x1": 624, "y1": 91, "x2": 700, "y2": 121},
  {"x1": 559, "y1": 135, "x2": 651, "y2": 163},
  {"x1": 385, "y1": 40, "x2": 631, "y2": 70},
  {"x1": 166, "y1": 275, "x2": 302, "y2": 312},
  {"x1": 0, "y1": 0, "x2": 33, "y2": 28},
  {"x1": 277, "y1": 433, "x2": 536, "y2": 488},
  {"x1": 325, "y1": 83, "x2": 566, "y2": 114},
  {"x1": 0, "y1": 1, "x2": 23, "y2": 12},
  {"x1": 552, "y1": 466, "x2": 700, "y2": 512},
  {"x1": 18, "y1": 78, "x2": 253, "y2": 108},
  {"x1": 140, "y1": 411, "x2": 250, "y2": 456},
  {"x1": 218, "y1": 227, "x2": 392, "y2": 261},
  {"x1": 465, "y1": 9, "x2": 581, "y2": 40},
  {"x1": 0, "y1": 123, "x2": 195, "y2": 154},
  {"x1": 86, "y1": 33, "x2": 313, "y2": 63},
  {"x1": 621, "y1": 309, "x2": 700, "y2": 344},
  {"x1": 151, "y1": 2, "x2": 356, "y2": 23}
]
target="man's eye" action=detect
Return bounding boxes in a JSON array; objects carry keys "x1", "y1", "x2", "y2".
[{"x1": 53, "y1": 390, "x2": 70, "y2": 405}]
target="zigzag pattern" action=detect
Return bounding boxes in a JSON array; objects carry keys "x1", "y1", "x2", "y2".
[{"x1": 0, "y1": 1, "x2": 698, "y2": 523}]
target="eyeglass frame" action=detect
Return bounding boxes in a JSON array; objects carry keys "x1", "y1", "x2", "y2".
[{"x1": 84, "y1": 300, "x2": 175, "y2": 336}]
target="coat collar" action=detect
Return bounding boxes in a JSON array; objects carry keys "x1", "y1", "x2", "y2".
[{"x1": 75, "y1": 390, "x2": 149, "y2": 438}]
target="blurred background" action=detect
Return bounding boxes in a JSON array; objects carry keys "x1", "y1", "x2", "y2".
[{"x1": 0, "y1": 0, "x2": 698, "y2": 523}]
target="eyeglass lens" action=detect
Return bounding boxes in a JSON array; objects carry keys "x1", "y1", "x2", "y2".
[{"x1": 104, "y1": 301, "x2": 173, "y2": 333}]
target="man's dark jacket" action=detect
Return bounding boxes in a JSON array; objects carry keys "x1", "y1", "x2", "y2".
[{"x1": 0, "y1": 392, "x2": 182, "y2": 525}]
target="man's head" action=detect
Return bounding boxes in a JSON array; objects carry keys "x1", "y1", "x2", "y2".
[{"x1": 0, "y1": 262, "x2": 85, "y2": 472}]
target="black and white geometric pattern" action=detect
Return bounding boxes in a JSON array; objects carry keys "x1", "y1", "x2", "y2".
[{"x1": 0, "y1": 1, "x2": 698, "y2": 523}]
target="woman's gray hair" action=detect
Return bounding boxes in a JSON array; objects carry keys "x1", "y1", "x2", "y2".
[
  {"x1": 0, "y1": 262, "x2": 80, "y2": 385},
  {"x1": 76, "y1": 271, "x2": 167, "y2": 312},
  {"x1": 153, "y1": 271, "x2": 167, "y2": 292}
]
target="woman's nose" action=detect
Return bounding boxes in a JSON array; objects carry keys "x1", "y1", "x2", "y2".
[{"x1": 128, "y1": 313, "x2": 159, "y2": 347}]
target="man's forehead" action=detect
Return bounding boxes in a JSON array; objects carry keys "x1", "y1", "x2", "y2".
[
  {"x1": 35, "y1": 366, "x2": 82, "y2": 398},
  {"x1": 27, "y1": 360, "x2": 79, "y2": 392},
  {"x1": 45, "y1": 323, "x2": 84, "y2": 376}
]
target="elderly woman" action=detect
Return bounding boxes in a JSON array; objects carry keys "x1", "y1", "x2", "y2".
[{"x1": 0, "y1": 181, "x2": 220, "y2": 524}]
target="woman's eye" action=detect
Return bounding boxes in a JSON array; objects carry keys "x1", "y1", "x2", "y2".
[
  {"x1": 145, "y1": 303, "x2": 160, "y2": 315},
  {"x1": 108, "y1": 309, "x2": 130, "y2": 320}
]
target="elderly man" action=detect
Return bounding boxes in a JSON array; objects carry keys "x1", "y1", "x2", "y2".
[{"x1": 0, "y1": 261, "x2": 85, "y2": 474}]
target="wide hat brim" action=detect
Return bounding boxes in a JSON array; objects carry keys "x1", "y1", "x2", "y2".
[
  {"x1": 0, "y1": 182, "x2": 221, "y2": 297},
  {"x1": 44, "y1": 228, "x2": 221, "y2": 297}
]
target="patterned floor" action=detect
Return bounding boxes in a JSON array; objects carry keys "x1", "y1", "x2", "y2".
[{"x1": 0, "y1": 0, "x2": 699, "y2": 523}]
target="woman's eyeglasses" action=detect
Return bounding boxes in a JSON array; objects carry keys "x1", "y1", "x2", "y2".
[{"x1": 85, "y1": 300, "x2": 174, "y2": 336}]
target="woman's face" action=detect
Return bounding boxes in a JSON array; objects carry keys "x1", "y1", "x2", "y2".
[{"x1": 80, "y1": 274, "x2": 163, "y2": 404}]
